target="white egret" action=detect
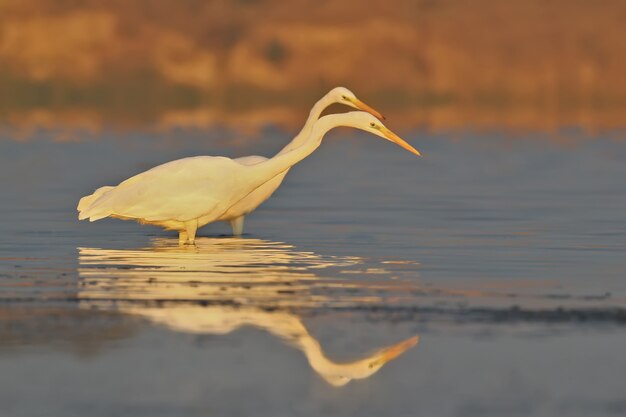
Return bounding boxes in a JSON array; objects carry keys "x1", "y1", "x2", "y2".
[
  {"x1": 219, "y1": 87, "x2": 385, "y2": 235},
  {"x1": 77, "y1": 111, "x2": 420, "y2": 244},
  {"x1": 79, "y1": 87, "x2": 384, "y2": 237}
]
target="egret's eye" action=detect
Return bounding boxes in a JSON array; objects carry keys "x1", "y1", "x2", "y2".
[
  {"x1": 342, "y1": 95, "x2": 348, "y2": 100},
  {"x1": 370, "y1": 122, "x2": 376, "y2": 128}
]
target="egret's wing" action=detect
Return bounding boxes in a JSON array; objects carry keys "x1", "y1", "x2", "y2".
[
  {"x1": 234, "y1": 155, "x2": 268, "y2": 166},
  {"x1": 82, "y1": 156, "x2": 240, "y2": 222},
  {"x1": 215, "y1": 155, "x2": 292, "y2": 221}
]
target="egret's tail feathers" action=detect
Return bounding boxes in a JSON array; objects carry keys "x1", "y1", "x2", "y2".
[
  {"x1": 77, "y1": 186, "x2": 114, "y2": 211},
  {"x1": 78, "y1": 208, "x2": 113, "y2": 222},
  {"x1": 87, "y1": 212, "x2": 112, "y2": 222},
  {"x1": 77, "y1": 186, "x2": 115, "y2": 221}
]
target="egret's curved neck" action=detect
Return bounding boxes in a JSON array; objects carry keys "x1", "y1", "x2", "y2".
[
  {"x1": 259, "y1": 316, "x2": 366, "y2": 384},
  {"x1": 247, "y1": 113, "x2": 348, "y2": 188},
  {"x1": 276, "y1": 93, "x2": 333, "y2": 156},
  {"x1": 295, "y1": 333, "x2": 381, "y2": 386}
]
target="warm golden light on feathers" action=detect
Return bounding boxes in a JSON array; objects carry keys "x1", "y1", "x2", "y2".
[{"x1": 77, "y1": 89, "x2": 421, "y2": 243}]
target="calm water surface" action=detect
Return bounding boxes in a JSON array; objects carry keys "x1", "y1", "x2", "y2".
[{"x1": 1, "y1": 128, "x2": 625, "y2": 416}]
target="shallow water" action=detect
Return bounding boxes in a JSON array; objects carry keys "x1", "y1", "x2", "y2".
[{"x1": 1, "y1": 128, "x2": 625, "y2": 416}]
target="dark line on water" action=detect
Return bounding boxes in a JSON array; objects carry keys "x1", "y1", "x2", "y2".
[{"x1": 2, "y1": 297, "x2": 626, "y2": 325}]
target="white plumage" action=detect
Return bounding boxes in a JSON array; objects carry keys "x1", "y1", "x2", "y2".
[
  {"x1": 78, "y1": 108, "x2": 420, "y2": 244},
  {"x1": 215, "y1": 87, "x2": 386, "y2": 234}
]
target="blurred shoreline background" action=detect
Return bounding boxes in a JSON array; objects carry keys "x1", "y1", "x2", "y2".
[{"x1": 1, "y1": 0, "x2": 625, "y2": 139}]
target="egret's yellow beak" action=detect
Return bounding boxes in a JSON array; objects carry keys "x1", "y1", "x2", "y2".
[
  {"x1": 382, "y1": 127, "x2": 422, "y2": 157},
  {"x1": 379, "y1": 336, "x2": 419, "y2": 362},
  {"x1": 368, "y1": 335, "x2": 419, "y2": 368},
  {"x1": 351, "y1": 98, "x2": 386, "y2": 121}
]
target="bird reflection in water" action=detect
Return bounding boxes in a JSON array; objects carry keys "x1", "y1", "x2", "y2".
[{"x1": 78, "y1": 237, "x2": 418, "y2": 386}]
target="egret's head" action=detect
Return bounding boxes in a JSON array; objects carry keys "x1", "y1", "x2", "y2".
[
  {"x1": 316, "y1": 336, "x2": 419, "y2": 387},
  {"x1": 348, "y1": 112, "x2": 421, "y2": 157},
  {"x1": 329, "y1": 87, "x2": 385, "y2": 120}
]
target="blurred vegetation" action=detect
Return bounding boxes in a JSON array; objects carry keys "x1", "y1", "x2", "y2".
[{"x1": 0, "y1": 0, "x2": 625, "y2": 135}]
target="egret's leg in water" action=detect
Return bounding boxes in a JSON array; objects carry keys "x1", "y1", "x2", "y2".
[
  {"x1": 229, "y1": 216, "x2": 245, "y2": 236},
  {"x1": 178, "y1": 230, "x2": 188, "y2": 244},
  {"x1": 184, "y1": 220, "x2": 198, "y2": 244}
]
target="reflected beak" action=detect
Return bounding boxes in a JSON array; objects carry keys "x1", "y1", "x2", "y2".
[
  {"x1": 381, "y1": 128, "x2": 421, "y2": 156},
  {"x1": 368, "y1": 335, "x2": 419, "y2": 368},
  {"x1": 379, "y1": 335, "x2": 419, "y2": 363},
  {"x1": 351, "y1": 98, "x2": 386, "y2": 120}
]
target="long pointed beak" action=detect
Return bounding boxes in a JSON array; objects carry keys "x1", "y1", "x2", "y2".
[
  {"x1": 367, "y1": 335, "x2": 419, "y2": 369},
  {"x1": 379, "y1": 336, "x2": 419, "y2": 363},
  {"x1": 352, "y1": 98, "x2": 386, "y2": 120},
  {"x1": 381, "y1": 127, "x2": 421, "y2": 156}
]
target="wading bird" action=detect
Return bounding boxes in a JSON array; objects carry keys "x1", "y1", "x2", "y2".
[
  {"x1": 77, "y1": 112, "x2": 420, "y2": 244},
  {"x1": 217, "y1": 87, "x2": 384, "y2": 235},
  {"x1": 79, "y1": 87, "x2": 383, "y2": 236}
]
